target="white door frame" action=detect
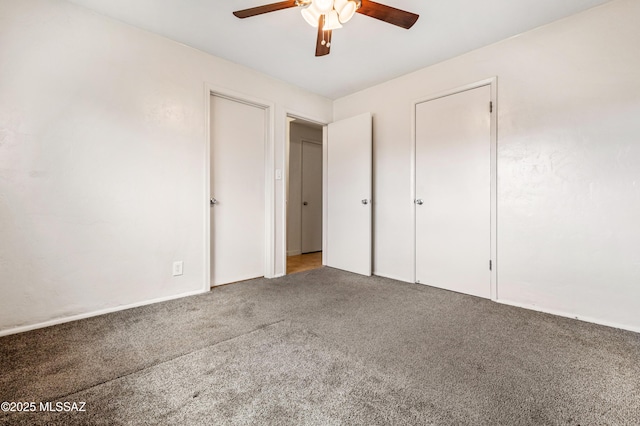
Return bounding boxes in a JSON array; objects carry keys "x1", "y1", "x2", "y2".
[
  {"x1": 283, "y1": 110, "x2": 328, "y2": 275},
  {"x1": 411, "y1": 77, "x2": 498, "y2": 300},
  {"x1": 204, "y1": 83, "x2": 275, "y2": 290}
]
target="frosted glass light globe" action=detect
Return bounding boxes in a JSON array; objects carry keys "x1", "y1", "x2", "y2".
[
  {"x1": 323, "y1": 10, "x2": 343, "y2": 30},
  {"x1": 313, "y1": 0, "x2": 334, "y2": 14},
  {"x1": 335, "y1": 0, "x2": 357, "y2": 23},
  {"x1": 301, "y1": 3, "x2": 321, "y2": 27}
]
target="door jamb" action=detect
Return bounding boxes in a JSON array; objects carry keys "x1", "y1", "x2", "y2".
[
  {"x1": 410, "y1": 77, "x2": 498, "y2": 300},
  {"x1": 204, "y1": 83, "x2": 275, "y2": 289},
  {"x1": 283, "y1": 111, "x2": 328, "y2": 276}
]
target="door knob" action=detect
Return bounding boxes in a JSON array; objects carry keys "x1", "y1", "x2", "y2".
[
  {"x1": 210, "y1": 198, "x2": 218, "y2": 205},
  {"x1": 303, "y1": 201, "x2": 308, "y2": 206},
  {"x1": 415, "y1": 199, "x2": 424, "y2": 205},
  {"x1": 361, "y1": 199, "x2": 369, "y2": 205}
]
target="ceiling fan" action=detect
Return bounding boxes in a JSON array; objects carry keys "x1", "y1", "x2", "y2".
[{"x1": 233, "y1": 0, "x2": 419, "y2": 57}]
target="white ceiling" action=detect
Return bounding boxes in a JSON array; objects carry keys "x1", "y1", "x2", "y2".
[{"x1": 65, "y1": 0, "x2": 612, "y2": 99}]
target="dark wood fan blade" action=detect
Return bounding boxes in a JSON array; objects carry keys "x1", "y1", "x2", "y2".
[
  {"x1": 357, "y1": 0, "x2": 419, "y2": 29},
  {"x1": 233, "y1": 1, "x2": 297, "y2": 18},
  {"x1": 315, "y1": 15, "x2": 332, "y2": 57}
]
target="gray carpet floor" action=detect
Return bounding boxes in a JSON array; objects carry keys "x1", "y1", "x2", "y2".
[{"x1": 1, "y1": 267, "x2": 639, "y2": 425}]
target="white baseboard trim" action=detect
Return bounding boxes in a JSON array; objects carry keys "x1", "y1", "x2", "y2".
[
  {"x1": 496, "y1": 298, "x2": 640, "y2": 334},
  {"x1": 376, "y1": 274, "x2": 640, "y2": 334},
  {"x1": 373, "y1": 271, "x2": 413, "y2": 284},
  {"x1": 287, "y1": 250, "x2": 302, "y2": 256},
  {"x1": 0, "y1": 288, "x2": 209, "y2": 337}
]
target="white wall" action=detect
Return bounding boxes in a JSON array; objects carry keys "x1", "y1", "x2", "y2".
[
  {"x1": 287, "y1": 122, "x2": 322, "y2": 256},
  {"x1": 0, "y1": 0, "x2": 332, "y2": 334},
  {"x1": 333, "y1": 0, "x2": 640, "y2": 331}
]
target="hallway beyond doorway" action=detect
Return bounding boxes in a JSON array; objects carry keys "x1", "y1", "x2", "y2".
[{"x1": 287, "y1": 252, "x2": 322, "y2": 275}]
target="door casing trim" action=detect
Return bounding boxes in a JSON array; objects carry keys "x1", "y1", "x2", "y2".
[
  {"x1": 283, "y1": 111, "x2": 329, "y2": 274},
  {"x1": 204, "y1": 83, "x2": 275, "y2": 289}
]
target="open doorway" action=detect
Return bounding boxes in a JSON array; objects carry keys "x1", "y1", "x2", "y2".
[{"x1": 286, "y1": 117, "x2": 324, "y2": 275}]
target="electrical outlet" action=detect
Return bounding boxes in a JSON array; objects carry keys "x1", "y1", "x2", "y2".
[
  {"x1": 275, "y1": 169, "x2": 282, "y2": 180},
  {"x1": 173, "y1": 261, "x2": 183, "y2": 276}
]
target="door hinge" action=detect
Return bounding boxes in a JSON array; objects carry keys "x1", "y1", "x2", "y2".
[
  {"x1": 489, "y1": 260, "x2": 493, "y2": 271},
  {"x1": 489, "y1": 101, "x2": 493, "y2": 113}
]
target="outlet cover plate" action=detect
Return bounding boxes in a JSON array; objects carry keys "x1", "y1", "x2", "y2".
[{"x1": 173, "y1": 261, "x2": 183, "y2": 276}]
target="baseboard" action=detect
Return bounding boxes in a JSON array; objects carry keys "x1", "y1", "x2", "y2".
[
  {"x1": 373, "y1": 271, "x2": 413, "y2": 284},
  {"x1": 287, "y1": 250, "x2": 302, "y2": 256},
  {"x1": 496, "y1": 298, "x2": 640, "y2": 334},
  {"x1": 375, "y1": 273, "x2": 640, "y2": 334},
  {"x1": 0, "y1": 288, "x2": 210, "y2": 337}
]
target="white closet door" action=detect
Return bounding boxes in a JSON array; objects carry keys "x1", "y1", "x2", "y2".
[
  {"x1": 326, "y1": 112, "x2": 372, "y2": 276},
  {"x1": 301, "y1": 141, "x2": 323, "y2": 253},
  {"x1": 415, "y1": 86, "x2": 491, "y2": 298},
  {"x1": 210, "y1": 95, "x2": 265, "y2": 286}
]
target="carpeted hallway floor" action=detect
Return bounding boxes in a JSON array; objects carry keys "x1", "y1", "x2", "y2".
[{"x1": 1, "y1": 267, "x2": 639, "y2": 425}]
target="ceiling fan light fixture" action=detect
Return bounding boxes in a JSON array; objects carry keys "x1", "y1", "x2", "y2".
[
  {"x1": 232, "y1": 0, "x2": 417, "y2": 57},
  {"x1": 312, "y1": 0, "x2": 334, "y2": 14},
  {"x1": 335, "y1": 0, "x2": 357, "y2": 23},
  {"x1": 323, "y1": 9, "x2": 343, "y2": 30},
  {"x1": 334, "y1": 0, "x2": 347, "y2": 11},
  {"x1": 301, "y1": 3, "x2": 321, "y2": 27}
]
